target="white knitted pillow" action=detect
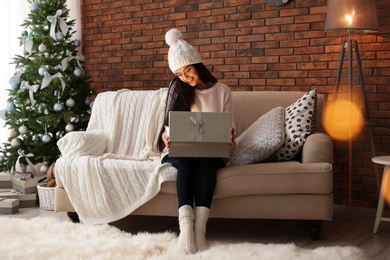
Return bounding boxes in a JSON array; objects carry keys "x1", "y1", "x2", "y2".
[
  {"x1": 271, "y1": 89, "x2": 317, "y2": 161},
  {"x1": 230, "y1": 106, "x2": 285, "y2": 165}
]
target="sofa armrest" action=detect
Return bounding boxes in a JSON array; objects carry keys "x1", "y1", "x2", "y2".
[
  {"x1": 57, "y1": 129, "x2": 108, "y2": 157},
  {"x1": 302, "y1": 132, "x2": 333, "y2": 164}
]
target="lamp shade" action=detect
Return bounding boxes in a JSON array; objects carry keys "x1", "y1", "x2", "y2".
[{"x1": 325, "y1": 0, "x2": 379, "y2": 33}]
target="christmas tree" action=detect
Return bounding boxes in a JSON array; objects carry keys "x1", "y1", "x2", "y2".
[{"x1": 0, "y1": 0, "x2": 93, "y2": 175}]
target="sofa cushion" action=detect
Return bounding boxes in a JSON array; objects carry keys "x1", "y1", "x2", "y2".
[
  {"x1": 271, "y1": 89, "x2": 317, "y2": 161},
  {"x1": 158, "y1": 161, "x2": 333, "y2": 198},
  {"x1": 230, "y1": 106, "x2": 285, "y2": 165},
  {"x1": 214, "y1": 161, "x2": 333, "y2": 198}
]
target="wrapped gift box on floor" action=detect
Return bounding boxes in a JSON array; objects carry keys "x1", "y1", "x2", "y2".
[
  {"x1": 0, "y1": 172, "x2": 12, "y2": 188},
  {"x1": 12, "y1": 174, "x2": 38, "y2": 194},
  {"x1": 169, "y1": 111, "x2": 232, "y2": 158},
  {"x1": 0, "y1": 198, "x2": 19, "y2": 214},
  {"x1": 0, "y1": 188, "x2": 37, "y2": 208}
]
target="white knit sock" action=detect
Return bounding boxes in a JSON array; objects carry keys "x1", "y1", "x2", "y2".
[
  {"x1": 178, "y1": 205, "x2": 196, "y2": 254},
  {"x1": 195, "y1": 206, "x2": 210, "y2": 252}
]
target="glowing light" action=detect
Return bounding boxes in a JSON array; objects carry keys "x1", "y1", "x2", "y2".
[
  {"x1": 344, "y1": 10, "x2": 355, "y2": 25},
  {"x1": 384, "y1": 168, "x2": 390, "y2": 203},
  {"x1": 322, "y1": 99, "x2": 364, "y2": 141}
]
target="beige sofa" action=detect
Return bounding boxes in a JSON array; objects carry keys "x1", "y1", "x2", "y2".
[{"x1": 54, "y1": 90, "x2": 333, "y2": 240}]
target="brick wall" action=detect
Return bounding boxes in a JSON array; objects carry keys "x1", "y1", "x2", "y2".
[{"x1": 80, "y1": 0, "x2": 390, "y2": 209}]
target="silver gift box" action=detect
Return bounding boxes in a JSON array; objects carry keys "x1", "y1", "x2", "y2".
[
  {"x1": 169, "y1": 111, "x2": 232, "y2": 158},
  {"x1": 0, "y1": 172, "x2": 12, "y2": 188}
]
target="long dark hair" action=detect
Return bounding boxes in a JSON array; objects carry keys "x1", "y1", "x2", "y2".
[{"x1": 157, "y1": 63, "x2": 217, "y2": 151}]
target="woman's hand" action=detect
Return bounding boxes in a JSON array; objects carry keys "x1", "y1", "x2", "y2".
[
  {"x1": 231, "y1": 127, "x2": 236, "y2": 145},
  {"x1": 229, "y1": 127, "x2": 237, "y2": 157},
  {"x1": 162, "y1": 125, "x2": 170, "y2": 148}
]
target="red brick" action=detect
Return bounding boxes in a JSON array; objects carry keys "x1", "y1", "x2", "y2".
[
  {"x1": 188, "y1": 10, "x2": 212, "y2": 18},
  {"x1": 211, "y1": 7, "x2": 236, "y2": 16},
  {"x1": 253, "y1": 25, "x2": 280, "y2": 34},
  {"x1": 281, "y1": 24, "x2": 311, "y2": 32},
  {"x1": 269, "y1": 63, "x2": 297, "y2": 71},
  {"x1": 251, "y1": 71, "x2": 279, "y2": 79},
  {"x1": 266, "y1": 17, "x2": 295, "y2": 26},
  {"x1": 239, "y1": 78, "x2": 266, "y2": 86},
  {"x1": 265, "y1": 48, "x2": 293, "y2": 56},
  {"x1": 295, "y1": 30, "x2": 326, "y2": 39},
  {"x1": 213, "y1": 65, "x2": 239, "y2": 72},
  {"x1": 253, "y1": 10, "x2": 279, "y2": 19},
  {"x1": 295, "y1": 46, "x2": 325, "y2": 55},
  {"x1": 252, "y1": 56, "x2": 279, "y2": 64},
  {"x1": 295, "y1": 14, "x2": 325, "y2": 24},
  {"x1": 296, "y1": 77, "x2": 327, "y2": 86},
  {"x1": 281, "y1": 55, "x2": 310, "y2": 63},
  {"x1": 280, "y1": 8, "x2": 309, "y2": 17},
  {"x1": 252, "y1": 41, "x2": 278, "y2": 49},
  {"x1": 240, "y1": 64, "x2": 268, "y2": 71},
  {"x1": 310, "y1": 6, "x2": 327, "y2": 15},
  {"x1": 267, "y1": 79, "x2": 295, "y2": 86},
  {"x1": 198, "y1": 2, "x2": 224, "y2": 10},
  {"x1": 279, "y1": 71, "x2": 308, "y2": 78}
]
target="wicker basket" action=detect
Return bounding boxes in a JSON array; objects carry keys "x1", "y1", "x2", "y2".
[{"x1": 37, "y1": 183, "x2": 55, "y2": 211}]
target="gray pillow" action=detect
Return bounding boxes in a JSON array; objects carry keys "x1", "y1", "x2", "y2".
[{"x1": 230, "y1": 106, "x2": 285, "y2": 165}]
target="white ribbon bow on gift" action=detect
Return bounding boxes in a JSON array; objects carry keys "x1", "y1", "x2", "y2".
[
  {"x1": 61, "y1": 50, "x2": 85, "y2": 72},
  {"x1": 20, "y1": 81, "x2": 40, "y2": 106},
  {"x1": 189, "y1": 113, "x2": 204, "y2": 142},
  {"x1": 47, "y1": 9, "x2": 68, "y2": 41},
  {"x1": 15, "y1": 149, "x2": 36, "y2": 176},
  {"x1": 22, "y1": 36, "x2": 33, "y2": 54},
  {"x1": 41, "y1": 71, "x2": 66, "y2": 93},
  {"x1": 9, "y1": 67, "x2": 26, "y2": 86}
]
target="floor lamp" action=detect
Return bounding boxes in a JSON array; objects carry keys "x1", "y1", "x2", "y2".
[{"x1": 324, "y1": 0, "x2": 380, "y2": 221}]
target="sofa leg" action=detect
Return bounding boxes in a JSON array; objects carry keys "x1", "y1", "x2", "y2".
[
  {"x1": 309, "y1": 220, "x2": 322, "y2": 241},
  {"x1": 67, "y1": 212, "x2": 80, "y2": 223}
]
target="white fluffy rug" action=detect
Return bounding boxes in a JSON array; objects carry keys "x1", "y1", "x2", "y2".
[{"x1": 0, "y1": 217, "x2": 367, "y2": 260}]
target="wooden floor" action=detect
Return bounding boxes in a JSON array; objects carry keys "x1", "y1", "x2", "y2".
[{"x1": 2, "y1": 205, "x2": 390, "y2": 259}]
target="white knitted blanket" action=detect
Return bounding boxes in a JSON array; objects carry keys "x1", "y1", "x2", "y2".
[{"x1": 56, "y1": 88, "x2": 177, "y2": 225}]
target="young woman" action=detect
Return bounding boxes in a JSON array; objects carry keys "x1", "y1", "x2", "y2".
[{"x1": 157, "y1": 29, "x2": 235, "y2": 254}]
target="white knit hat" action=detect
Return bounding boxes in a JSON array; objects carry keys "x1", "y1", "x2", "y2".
[{"x1": 165, "y1": 29, "x2": 202, "y2": 73}]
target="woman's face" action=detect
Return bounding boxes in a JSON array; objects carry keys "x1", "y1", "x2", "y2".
[{"x1": 175, "y1": 65, "x2": 199, "y2": 87}]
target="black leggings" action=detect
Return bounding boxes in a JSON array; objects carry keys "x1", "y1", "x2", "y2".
[{"x1": 162, "y1": 155, "x2": 226, "y2": 209}]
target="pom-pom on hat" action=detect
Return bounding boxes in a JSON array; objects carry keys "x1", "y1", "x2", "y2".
[{"x1": 165, "y1": 29, "x2": 202, "y2": 73}]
